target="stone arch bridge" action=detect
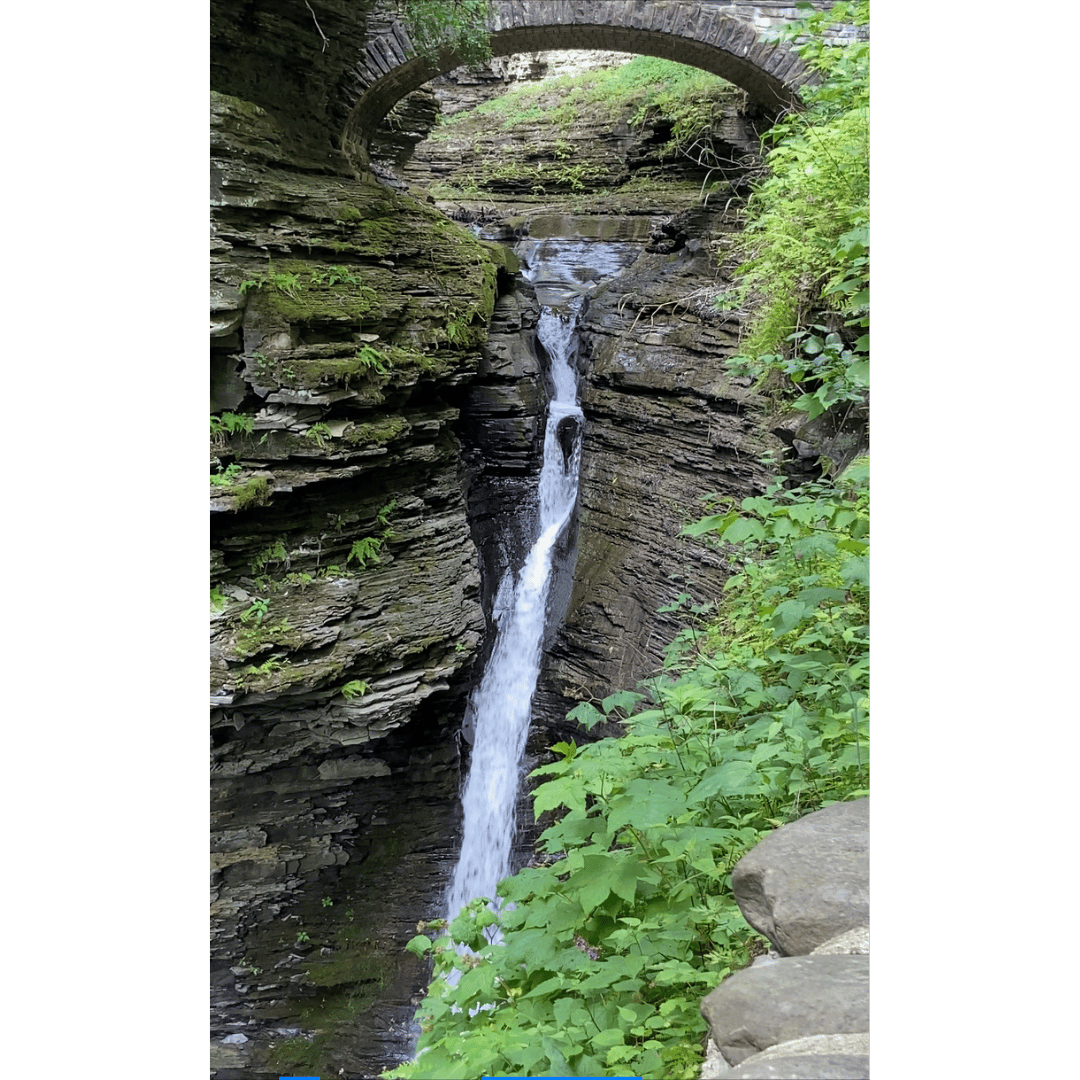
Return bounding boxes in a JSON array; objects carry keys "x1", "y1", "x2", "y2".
[{"x1": 341, "y1": 0, "x2": 850, "y2": 167}]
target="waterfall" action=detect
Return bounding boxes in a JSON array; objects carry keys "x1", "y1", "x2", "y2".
[{"x1": 445, "y1": 297, "x2": 584, "y2": 928}]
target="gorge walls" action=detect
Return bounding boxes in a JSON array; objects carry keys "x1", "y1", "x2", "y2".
[{"x1": 210, "y1": 5, "x2": 790, "y2": 1077}]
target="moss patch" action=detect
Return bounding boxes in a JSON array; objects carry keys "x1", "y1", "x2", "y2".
[
  {"x1": 343, "y1": 415, "x2": 410, "y2": 447},
  {"x1": 231, "y1": 475, "x2": 271, "y2": 511}
]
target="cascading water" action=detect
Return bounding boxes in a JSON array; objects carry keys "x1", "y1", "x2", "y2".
[{"x1": 445, "y1": 295, "x2": 585, "y2": 929}]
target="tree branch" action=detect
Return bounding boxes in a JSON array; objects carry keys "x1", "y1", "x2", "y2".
[{"x1": 304, "y1": 0, "x2": 329, "y2": 52}]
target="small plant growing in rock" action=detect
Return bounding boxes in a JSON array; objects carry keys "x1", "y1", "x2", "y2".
[
  {"x1": 240, "y1": 598, "x2": 269, "y2": 625},
  {"x1": 250, "y1": 540, "x2": 289, "y2": 576},
  {"x1": 355, "y1": 343, "x2": 391, "y2": 375},
  {"x1": 346, "y1": 536, "x2": 383, "y2": 569},
  {"x1": 340, "y1": 680, "x2": 370, "y2": 700},
  {"x1": 210, "y1": 411, "x2": 255, "y2": 448},
  {"x1": 304, "y1": 422, "x2": 333, "y2": 448},
  {"x1": 310, "y1": 265, "x2": 363, "y2": 287},
  {"x1": 210, "y1": 462, "x2": 243, "y2": 487},
  {"x1": 239, "y1": 260, "x2": 302, "y2": 299}
]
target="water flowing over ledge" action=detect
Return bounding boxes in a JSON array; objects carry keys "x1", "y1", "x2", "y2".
[{"x1": 445, "y1": 293, "x2": 585, "y2": 928}]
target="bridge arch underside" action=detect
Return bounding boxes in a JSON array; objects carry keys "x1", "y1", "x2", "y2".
[{"x1": 340, "y1": 19, "x2": 805, "y2": 170}]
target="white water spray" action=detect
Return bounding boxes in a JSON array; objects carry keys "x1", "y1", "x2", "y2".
[{"x1": 444, "y1": 298, "x2": 584, "y2": 927}]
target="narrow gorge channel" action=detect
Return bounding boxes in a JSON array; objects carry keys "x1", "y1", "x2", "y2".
[
  {"x1": 448, "y1": 288, "x2": 586, "y2": 926},
  {"x1": 210, "y1": 13, "x2": 801, "y2": 1078}
]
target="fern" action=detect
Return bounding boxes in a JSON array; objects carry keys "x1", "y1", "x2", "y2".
[
  {"x1": 340, "y1": 679, "x2": 370, "y2": 701},
  {"x1": 355, "y1": 344, "x2": 391, "y2": 375},
  {"x1": 347, "y1": 536, "x2": 383, "y2": 569}
]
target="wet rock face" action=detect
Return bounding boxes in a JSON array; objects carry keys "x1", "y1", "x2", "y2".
[
  {"x1": 209, "y1": 37, "x2": 515, "y2": 1073},
  {"x1": 530, "y1": 208, "x2": 781, "y2": 743},
  {"x1": 210, "y1": 5, "x2": 785, "y2": 1070}
]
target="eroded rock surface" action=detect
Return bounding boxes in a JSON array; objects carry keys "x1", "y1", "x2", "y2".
[{"x1": 209, "y1": 32, "x2": 519, "y2": 1074}]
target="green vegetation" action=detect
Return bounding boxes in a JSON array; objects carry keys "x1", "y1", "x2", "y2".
[
  {"x1": 340, "y1": 679, "x2": 370, "y2": 701},
  {"x1": 424, "y1": 55, "x2": 741, "y2": 197},
  {"x1": 239, "y1": 262, "x2": 302, "y2": 299},
  {"x1": 720, "y1": 1, "x2": 869, "y2": 417},
  {"x1": 230, "y1": 475, "x2": 271, "y2": 511},
  {"x1": 210, "y1": 461, "x2": 242, "y2": 487},
  {"x1": 346, "y1": 499, "x2": 398, "y2": 570},
  {"x1": 210, "y1": 411, "x2": 255, "y2": 448},
  {"x1": 388, "y1": 11, "x2": 870, "y2": 1080},
  {"x1": 432, "y1": 56, "x2": 736, "y2": 146},
  {"x1": 397, "y1": 0, "x2": 493, "y2": 66},
  {"x1": 389, "y1": 467, "x2": 869, "y2": 1080},
  {"x1": 401, "y1": 478, "x2": 866, "y2": 1075}
]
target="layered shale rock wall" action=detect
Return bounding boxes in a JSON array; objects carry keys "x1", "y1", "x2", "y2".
[{"x1": 210, "y1": 3, "x2": 803, "y2": 1075}]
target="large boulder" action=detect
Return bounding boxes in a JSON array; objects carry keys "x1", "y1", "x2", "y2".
[
  {"x1": 725, "y1": 1034, "x2": 869, "y2": 1078},
  {"x1": 732, "y1": 799, "x2": 869, "y2": 956},
  {"x1": 700, "y1": 954, "x2": 869, "y2": 1066}
]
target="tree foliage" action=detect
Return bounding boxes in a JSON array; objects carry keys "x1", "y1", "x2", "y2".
[
  {"x1": 397, "y1": 0, "x2": 493, "y2": 67},
  {"x1": 723, "y1": 1, "x2": 869, "y2": 412}
]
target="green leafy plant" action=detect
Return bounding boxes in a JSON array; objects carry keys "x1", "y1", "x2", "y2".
[
  {"x1": 388, "y1": 465, "x2": 868, "y2": 1080},
  {"x1": 305, "y1": 422, "x2": 333, "y2": 448},
  {"x1": 719, "y1": 1, "x2": 869, "y2": 412},
  {"x1": 210, "y1": 462, "x2": 243, "y2": 487},
  {"x1": 340, "y1": 680, "x2": 370, "y2": 701},
  {"x1": 309, "y1": 265, "x2": 364, "y2": 287},
  {"x1": 346, "y1": 500, "x2": 398, "y2": 569},
  {"x1": 346, "y1": 536, "x2": 383, "y2": 570},
  {"x1": 355, "y1": 343, "x2": 391, "y2": 375},
  {"x1": 239, "y1": 259, "x2": 303, "y2": 299},
  {"x1": 250, "y1": 540, "x2": 289, "y2": 576},
  {"x1": 397, "y1": 0, "x2": 493, "y2": 66},
  {"x1": 210, "y1": 411, "x2": 255, "y2": 448},
  {"x1": 240, "y1": 598, "x2": 269, "y2": 626}
]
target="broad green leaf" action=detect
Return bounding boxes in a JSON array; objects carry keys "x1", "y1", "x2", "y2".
[
  {"x1": 723, "y1": 517, "x2": 767, "y2": 544},
  {"x1": 682, "y1": 511, "x2": 737, "y2": 537},
  {"x1": 532, "y1": 774, "x2": 587, "y2": 817},
  {"x1": 847, "y1": 358, "x2": 869, "y2": 385},
  {"x1": 771, "y1": 599, "x2": 810, "y2": 633},
  {"x1": 405, "y1": 934, "x2": 432, "y2": 957},
  {"x1": 686, "y1": 760, "x2": 758, "y2": 804},
  {"x1": 603, "y1": 689, "x2": 644, "y2": 715},
  {"x1": 567, "y1": 701, "x2": 605, "y2": 730},
  {"x1": 608, "y1": 779, "x2": 689, "y2": 831},
  {"x1": 841, "y1": 554, "x2": 869, "y2": 585}
]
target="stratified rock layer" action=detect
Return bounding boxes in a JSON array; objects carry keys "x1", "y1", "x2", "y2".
[
  {"x1": 209, "y1": 67, "x2": 516, "y2": 1078},
  {"x1": 535, "y1": 209, "x2": 778, "y2": 738}
]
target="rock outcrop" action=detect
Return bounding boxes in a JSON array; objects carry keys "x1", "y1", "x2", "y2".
[
  {"x1": 700, "y1": 799, "x2": 871, "y2": 1079},
  {"x1": 210, "y1": 5, "x2": 810, "y2": 1074},
  {"x1": 209, "y1": 9, "x2": 528, "y2": 1071}
]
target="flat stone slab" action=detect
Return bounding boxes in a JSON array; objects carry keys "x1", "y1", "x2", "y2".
[
  {"x1": 726, "y1": 1052, "x2": 869, "y2": 1078},
  {"x1": 732, "y1": 798, "x2": 868, "y2": 956},
  {"x1": 700, "y1": 954, "x2": 869, "y2": 1065}
]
